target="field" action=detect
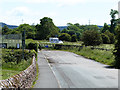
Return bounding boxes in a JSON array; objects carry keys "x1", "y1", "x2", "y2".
[{"x1": 0, "y1": 49, "x2": 34, "y2": 80}]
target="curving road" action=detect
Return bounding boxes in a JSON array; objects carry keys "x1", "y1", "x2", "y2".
[{"x1": 34, "y1": 50, "x2": 118, "y2": 88}]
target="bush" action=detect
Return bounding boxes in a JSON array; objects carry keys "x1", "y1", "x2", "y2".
[
  {"x1": 2, "y1": 49, "x2": 35, "y2": 64},
  {"x1": 71, "y1": 35, "x2": 77, "y2": 42},
  {"x1": 101, "y1": 34, "x2": 110, "y2": 44},
  {"x1": 113, "y1": 24, "x2": 120, "y2": 69},
  {"x1": 59, "y1": 33, "x2": 71, "y2": 41},
  {"x1": 82, "y1": 30, "x2": 102, "y2": 46},
  {"x1": 27, "y1": 42, "x2": 38, "y2": 52},
  {"x1": 104, "y1": 31, "x2": 115, "y2": 44}
]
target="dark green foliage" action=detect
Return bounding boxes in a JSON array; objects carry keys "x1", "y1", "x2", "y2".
[
  {"x1": 2, "y1": 25, "x2": 10, "y2": 35},
  {"x1": 104, "y1": 31, "x2": 115, "y2": 44},
  {"x1": 101, "y1": 34, "x2": 110, "y2": 44},
  {"x1": 71, "y1": 35, "x2": 77, "y2": 42},
  {"x1": 36, "y1": 17, "x2": 59, "y2": 40},
  {"x1": 27, "y1": 42, "x2": 38, "y2": 52},
  {"x1": 68, "y1": 30, "x2": 75, "y2": 36},
  {"x1": 61, "y1": 29, "x2": 69, "y2": 33},
  {"x1": 113, "y1": 24, "x2": 120, "y2": 68},
  {"x1": 59, "y1": 33, "x2": 71, "y2": 41},
  {"x1": 109, "y1": 9, "x2": 118, "y2": 34},
  {"x1": 2, "y1": 49, "x2": 35, "y2": 64},
  {"x1": 101, "y1": 23, "x2": 110, "y2": 33},
  {"x1": 82, "y1": 30, "x2": 102, "y2": 46}
]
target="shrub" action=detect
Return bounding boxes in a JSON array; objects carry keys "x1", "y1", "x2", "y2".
[
  {"x1": 101, "y1": 33, "x2": 110, "y2": 44},
  {"x1": 113, "y1": 24, "x2": 120, "y2": 69},
  {"x1": 71, "y1": 35, "x2": 77, "y2": 42},
  {"x1": 27, "y1": 42, "x2": 38, "y2": 52},
  {"x1": 104, "y1": 31, "x2": 115, "y2": 44},
  {"x1": 59, "y1": 33, "x2": 71, "y2": 41},
  {"x1": 2, "y1": 49, "x2": 35, "y2": 64},
  {"x1": 82, "y1": 30, "x2": 102, "y2": 46}
]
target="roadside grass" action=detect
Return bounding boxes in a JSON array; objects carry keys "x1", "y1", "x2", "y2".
[
  {"x1": 92, "y1": 44, "x2": 114, "y2": 50},
  {"x1": 0, "y1": 69, "x2": 20, "y2": 80},
  {"x1": 1, "y1": 58, "x2": 32, "y2": 80},
  {"x1": 42, "y1": 44, "x2": 115, "y2": 67},
  {"x1": 2, "y1": 58, "x2": 32, "y2": 71},
  {"x1": 32, "y1": 63, "x2": 39, "y2": 88},
  {"x1": 1, "y1": 49, "x2": 34, "y2": 80},
  {"x1": 37, "y1": 39, "x2": 115, "y2": 66},
  {"x1": 67, "y1": 47, "x2": 115, "y2": 66}
]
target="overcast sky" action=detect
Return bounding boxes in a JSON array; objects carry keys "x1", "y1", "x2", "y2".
[{"x1": 0, "y1": 0, "x2": 119, "y2": 26}]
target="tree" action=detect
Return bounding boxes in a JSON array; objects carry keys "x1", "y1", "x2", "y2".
[
  {"x1": 36, "y1": 17, "x2": 59, "y2": 40},
  {"x1": 101, "y1": 33, "x2": 110, "y2": 44},
  {"x1": 59, "y1": 33, "x2": 71, "y2": 41},
  {"x1": 2, "y1": 25, "x2": 9, "y2": 35},
  {"x1": 16, "y1": 24, "x2": 36, "y2": 39},
  {"x1": 113, "y1": 24, "x2": 120, "y2": 68},
  {"x1": 110, "y1": 9, "x2": 118, "y2": 34},
  {"x1": 104, "y1": 31, "x2": 115, "y2": 44},
  {"x1": 82, "y1": 30, "x2": 102, "y2": 46},
  {"x1": 101, "y1": 23, "x2": 110, "y2": 33},
  {"x1": 61, "y1": 29, "x2": 69, "y2": 33},
  {"x1": 71, "y1": 35, "x2": 77, "y2": 42}
]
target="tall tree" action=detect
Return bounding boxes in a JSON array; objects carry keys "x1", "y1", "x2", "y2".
[
  {"x1": 113, "y1": 24, "x2": 120, "y2": 68},
  {"x1": 102, "y1": 23, "x2": 110, "y2": 33},
  {"x1": 2, "y1": 25, "x2": 9, "y2": 35},
  {"x1": 110, "y1": 9, "x2": 118, "y2": 34},
  {"x1": 36, "y1": 17, "x2": 59, "y2": 40}
]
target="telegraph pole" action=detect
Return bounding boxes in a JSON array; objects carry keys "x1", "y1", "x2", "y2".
[
  {"x1": 89, "y1": 19, "x2": 91, "y2": 25},
  {"x1": 22, "y1": 19, "x2": 25, "y2": 60}
]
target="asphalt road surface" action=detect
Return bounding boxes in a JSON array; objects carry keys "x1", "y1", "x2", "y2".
[{"x1": 34, "y1": 50, "x2": 118, "y2": 88}]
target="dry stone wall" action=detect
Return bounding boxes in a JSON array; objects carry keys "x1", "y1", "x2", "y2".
[{"x1": 0, "y1": 56, "x2": 37, "y2": 88}]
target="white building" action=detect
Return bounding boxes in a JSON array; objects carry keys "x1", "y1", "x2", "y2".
[
  {"x1": 119, "y1": 1, "x2": 120, "y2": 18},
  {"x1": 49, "y1": 37, "x2": 63, "y2": 43}
]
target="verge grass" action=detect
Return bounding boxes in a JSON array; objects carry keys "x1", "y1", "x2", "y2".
[{"x1": 67, "y1": 47, "x2": 115, "y2": 66}]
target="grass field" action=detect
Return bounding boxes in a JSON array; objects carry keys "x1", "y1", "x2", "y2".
[{"x1": 0, "y1": 49, "x2": 33, "y2": 80}]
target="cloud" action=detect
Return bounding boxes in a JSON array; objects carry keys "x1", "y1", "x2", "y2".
[
  {"x1": 6, "y1": 7, "x2": 29, "y2": 17},
  {"x1": 25, "y1": 0, "x2": 119, "y2": 4}
]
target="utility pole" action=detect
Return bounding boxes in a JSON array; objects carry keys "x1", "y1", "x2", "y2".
[
  {"x1": 89, "y1": 19, "x2": 91, "y2": 25},
  {"x1": 22, "y1": 29, "x2": 25, "y2": 60},
  {"x1": 22, "y1": 18, "x2": 25, "y2": 60},
  {"x1": 22, "y1": 19, "x2": 24, "y2": 24}
]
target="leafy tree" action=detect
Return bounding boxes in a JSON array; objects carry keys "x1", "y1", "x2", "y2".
[
  {"x1": 59, "y1": 33, "x2": 71, "y2": 41},
  {"x1": 104, "y1": 31, "x2": 115, "y2": 44},
  {"x1": 82, "y1": 30, "x2": 102, "y2": 46},
  {"x1": 71, "y1": 35, "x2": 77, "y2": 42},
  {"x1": 15, "y1": 24, "x2": 36, "y2": 39},
  {"x1": 67, "y1": 23, "x2": 81, "y2": 31},
  {"x1": 2, "y1": 25, "x2": 9, "y2": 35},
  {"x1": 101, "y1": 33, "x2": 110, "y2": 44},
  {"x1": 36, "y1": 17, "x2": 59, "y2": 40},
  {"x1": 61, "y1": 29, "x2": 69, "y2": 33},
  {"x1": 110, "y1": 9, "x2": 118, "y2": 34},
  {"x1": 113, "y1": 24, "x2": 120, "y2": 68},
  {"x1": 101, "y1": 23, "x2": 110, "y2": 33},
  {"x1": 68, "y1": 30, "x2": 75, "y2": 36}
]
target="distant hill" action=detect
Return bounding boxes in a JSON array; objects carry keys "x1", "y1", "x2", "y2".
[
  {"x1": 0, "y1": 22, "x2": 18, "y2": 29},
  {"x1": 0, "y1": 22, "x2": 103, "y2": 30},
  {"x1": 57, "y1": 26, "x2": 68, "y2": 30},
  {"x1": 97, "y1": 25, "x2": 103, "y2": 28}
]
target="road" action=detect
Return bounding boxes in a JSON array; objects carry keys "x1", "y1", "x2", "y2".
[{"x1": 34, "y1": 50, "x2": 118, "y2": 88}]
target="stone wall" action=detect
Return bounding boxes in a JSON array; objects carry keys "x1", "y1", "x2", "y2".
[{"x1": 0, "y1": 56, "x2": 37, "y2": 88}]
